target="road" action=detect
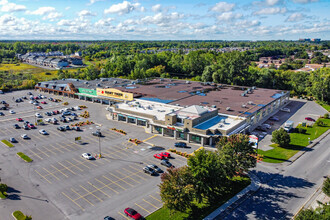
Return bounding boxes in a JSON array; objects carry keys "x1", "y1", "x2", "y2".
[{"x1": 223, "y1": 134, "x2": 330, "y2": 220}]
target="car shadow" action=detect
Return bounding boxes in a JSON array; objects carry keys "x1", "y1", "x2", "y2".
[{"x1": 149, "y1": 146, "x2": 165, "y2": 151}]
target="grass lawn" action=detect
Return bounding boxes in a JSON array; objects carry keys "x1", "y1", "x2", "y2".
[
  {"x1": 146, "y1": 176, "x2": 250, "y2": 220},
  {"x1": 12, "y1": 211, "x2": 31, "y2": 220},
  {"x1": 0, "y1": 191, "x2": 7, "y2": 199},
  {"x1": 16, "y1": 152, "x2": 33, "y2": 162},
  {"x1": 258, "y1": 118, "x2": 330, "y2": 163},
  {"x1": 316, "y1": 101, "x2": 330, "y2": 112},
  {"x1": 1, "y1": 139, "x2": 14, "y2": 148}
]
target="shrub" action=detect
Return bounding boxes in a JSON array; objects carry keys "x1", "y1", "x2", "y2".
[
  {"x1": 322, "y1": 177, "x2": 330, "y2": 197},
  {"x1": 17, "y1": 152, "x2": 33, "y2": 162},
  {"x1": 1, "y1": 139, "x2": 14, "y2": 148},
  {"x1": 271, "y1": 128, "x2": 291, "y2": 147},
  {"x1": 296, "y1": 127, "x2": 306, "y2": 134},
  {"x1": 324, "y1": 113, "x2": 329, "y2": 119},
  {"x1": 0, "y1": 183, "x2": 8, "y2": 193},
  {"x1": 315, "y1": 119, "x2": 325, "y2": 126},
  {"x1": 13, "y1": 210, "x2": 32, "y2": 220}
]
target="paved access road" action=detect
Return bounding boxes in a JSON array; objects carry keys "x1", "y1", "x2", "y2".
[{"x1": 223, "y1": 134, "x2": 330, "y2": 220}]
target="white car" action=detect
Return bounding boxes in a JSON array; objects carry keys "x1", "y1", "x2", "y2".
[
  {"x1": 35, "y1": 113, "x2": 42, "y2": 118},
  {"x1": 82, "y1": 153, "x2": 93, "y2": 160},
  {"x1": 21, "y1": 134, "x2": 29, "y2": 139},
  {"x1": 9, "y1": 110, "x2": 15, "y2": 114},
  {"x1": 74, "y1": 106, "x2": 81, "y2": 110},
  {"x1": 29, "y1": 100, "x2": 34, "y2": 104},
  {"x1": 39, "y1": 129, "x2": 48, "y2": 135},
  {"x1": 45, "y1": 118, "x2": 52, "y2": 122},
  {"x1": 280, "y1": 108, "x2": 290, "y2": 113},
  {"x1": 262, "y1": 124, "x2": 272, "y2": 129}
]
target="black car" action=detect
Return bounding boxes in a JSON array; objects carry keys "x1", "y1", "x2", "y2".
[
  {"x1": 23, "y1": 125, "x2": 29, "y2": 130},
  {"x1": 104, "y1": 216, "x2": 114, "y2": 220},
  {"x1": 9, "y1": 137, "x2": 17, "y2": 143},
  {"x1": 57, "y1": 126, "x2": 65, "y2": 131},
  {"x1": 0, "y1": 112, "x2": 4, "y2": 116},
  {"x1": 72, "y1": 126, "x2": 81, "y2": 131},
  {"x1": 13, "y1": 124, "x2": 20, "y2": 129},
  {"x1": 143, "y1": 166, "x2": 156, "y2": 175},
  {"x1": 0, "y1": 107, "x2": 7, "y2": 110},
  {"x1": 147, "y1": 164, "x2": 163, "y2": 173},
  {"x1": 0, "y1": 101, "x2": 7, "y2": 104},
  {"x1": 64, "y1": 125, "x2": 71, "y2": 130},
  {"x1": 256, "y1": 126, "x2": 267, "y2": 132},
  {"x1": 27, "y1": 92, "x2": 33, "y2": 95},
  {"x1": 174, "y1": 142, "x2": 187, "y2": 148},
  {"x1": 92, "y1": 131, "x2": 102, "y2": 137},
  {"x1": 161, "y1": 159, "x2": 174, "y2": 168}
]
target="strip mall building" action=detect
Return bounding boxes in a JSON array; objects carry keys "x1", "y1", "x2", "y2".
[{"x1": 35, "y1": 78, "x2": 290, "y2": 146}]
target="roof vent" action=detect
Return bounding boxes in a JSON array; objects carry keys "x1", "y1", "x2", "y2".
[{"x1": 226, "y1": 107, "x2": 231, "y2": 111}]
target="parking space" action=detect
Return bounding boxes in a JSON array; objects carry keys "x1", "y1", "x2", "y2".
[{"x1": 0, "y1": 90, "x2": 195, "y2": 220}]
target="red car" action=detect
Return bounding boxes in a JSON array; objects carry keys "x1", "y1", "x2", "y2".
[
  {"x1": 28, "y1": 124, "x2": 36, "y2": 129},
  {"x1": 124, "y1": 208, "x2": 142, "y2": 220},
  {"x1": 41, "y1": 101, "x2": 47, "y2": 104},
  {"x1": 37, "y1": 106, "x2": 43, "y2": 109},
  {"x1": 16, "y1": 118, "x2": 23, "y2": 122},
  {"x1": 154, "y1": 153, "x2": 165, "y2": 160},
  {"x1": 305, "y1": 117, "x2": 315, "y2": 122},
  {"x1": 160, "y1": 152, "x2": 171, "y2": 158}
]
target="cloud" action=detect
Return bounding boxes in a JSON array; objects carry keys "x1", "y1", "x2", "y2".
[
  {"x1": 235, "y1": 20, "x2": 261, "y2": 28},
  {"x1": 152, "y1": 4, "x2": 161, "y2": 12},
  {"x1": 285, "y1": 12, "x2": 304, "y2": 22},
  {"x1": 104, "y1": 1, "x2": 140, "y2": 15},
  {"x1": 266, "y1": 0, "x2": 283, "y2": 5},
  {"x1": 291, "y1": 0, "x2": 318, "y2": 3},
  {"x1": 95, "y1": 18, "x2": 114, "y2": 26},
  {"x1": 28, "y1": 7, "x2": 55, "y2": 15},
  {"x1": 65, "y1": 7, "x2": 70, "y2": 10},
  {"x1": 0, "y1": 14, "x2": 16, "y2": 25},
  {"x1": 43, "y1": 12, "x2": 62, "y2": 21},
  {"x1": 210, "y1": 2, "x2": 235, "y2": 13},
  {"x1": 141, "y1": 12, "x2": 184, "y2": 27},
  {"x1": 78, "y1": 10, "x2": 96, "y2": 17},
  {"x1": 88, "y1": 0, "x2": 102, "y2": 5},
  {"x1": 57, "y1": 19, "x2": 74, "y2": 26},
  {"x1": 217, "y1": 12, "x2": 242, "y2": 21},
  {"x1": 0, "y1": 0, "x2": 26, "y2": 12},
  {"x1": 254, "y1": 7, "x2": 287, "y2": 15}
]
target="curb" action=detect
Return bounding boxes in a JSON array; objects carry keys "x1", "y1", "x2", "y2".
[{"x1": 203, "y1": 172, "x2": 261, "y2": 220}]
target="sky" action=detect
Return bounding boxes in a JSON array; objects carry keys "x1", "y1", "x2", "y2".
[{"x1": 0, "y1": 0, "x2": 329, "y2": 40}]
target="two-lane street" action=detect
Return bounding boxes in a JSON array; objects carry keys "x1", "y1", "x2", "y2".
[{"x1": 223, "y1": 134, "x2": 330, "y2": 220}]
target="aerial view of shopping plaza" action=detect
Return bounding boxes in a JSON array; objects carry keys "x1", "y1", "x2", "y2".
[{"x1": 35, "y1": 78, "x2": 290, "y2": 146}]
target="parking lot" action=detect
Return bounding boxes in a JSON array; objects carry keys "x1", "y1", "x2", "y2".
[{"x1": 0, "y1": 90, "x2": 193, "y2": 220}]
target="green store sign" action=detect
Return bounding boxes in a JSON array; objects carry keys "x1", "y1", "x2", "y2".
[{"x1": 78, "y1": 88, "x2": 97, "y2": 96}]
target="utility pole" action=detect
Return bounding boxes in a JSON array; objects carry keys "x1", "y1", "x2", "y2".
[{"x1": 97, "y1": 126, "x2": 101, "y2": 158}]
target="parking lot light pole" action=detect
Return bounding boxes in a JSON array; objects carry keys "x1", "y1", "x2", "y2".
[{"x1": 97, "y1": 127, "x2": 101, "y2": 158}]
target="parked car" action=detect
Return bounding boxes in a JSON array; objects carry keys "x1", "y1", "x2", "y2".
[
  {"x1": 92, "y1": 130, "x2": 102, "y2": 137},
  {"x1": 44, "y1": 112, "x2": 52, "y2": 116},
  {"x1": 72, "y1": 126, "x2": 81, "y2": 131},
  {"x1": 147, "y1": 164, "x2": 163, "y2": 173},
  {"x1": 82, "y1": 153, "x2": 93, "y2": 160},
  {"x1": 57, "y1": 126, "x2": 65, "y2": 131},
  {"x1": 174, "y1": 142, "x2": 187, "y2": 148},
  {"x1": 143, "y1": 166, "x2": 156, "y2": 176},
  {"x1": 28, "y1": 124, "x2": 36, "y2": 129},
  {"x1": 41, "y1": 101, "x2": 47, "y2": 104},
  {"x1": 305, "y1": 117, "x2": 316, "y2": 122},
  {"x1": 23, "y1": 125, "x2": 29, "y2": 130},
  {"x1": 103, "y1": 217, "x2": 114, "y2": 220},
  {"x1": 154, "y1": 153, "x2": 165, "y2": 160},
  {"x1": 159, "y1": 152, "x2": 171, "y2": 158},
  {"x1": 9, "y1": 110, "x2": 15, "y2": 114},
  {"x1": 9, "y1": 137, "x2": 17, "y2": 143},
  {"x1": 39, "y1": 129, "x2": 48, "y2": 135},
  {"x1": 35, "y1": 113, "x2": 42, "y2": 118},
  {"x1": 16, "y1": 118, "x2": 23, "y2": 122},
  {"x1": 37, "y1": 106, "x2": 43, "y2": 109},
  {"x1": 280, "y1": 108, "x2": 290, "y2": 113},
  {"x1": 256, "y1": 126, "x2": 267, "y2": 132},
  {"x1": 45, "y1": 118, "x2": 52, "y2": 122},
  {"x1": 269, "y1": 116, "x2": 279, "y2": 121},
  {"x1": 13, "y1": 124, "x2": 20, "y2": 129},
  {"x1": 124, "y1": 208, "x2": 142, "y2": 220},
  {"x1": 161, "y1": 159, "x2": 174, "y2": 168},
  {"x1": 64, "y1": 125, "x2": 71, "y2": 130},
  {"x1": 262, "y1": 124, "x2": 272, "y2": 129},
  {"x1": 21, "y1": 134, "x2": 29, "y2": 139},
  {"x1": 0, "y1": 112, "x2": 4, "y2": 116}
]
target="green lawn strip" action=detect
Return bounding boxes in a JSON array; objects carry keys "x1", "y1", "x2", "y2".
[
  {"x1": 1, "y1": 139, "x2": 14, "y2": 148},
  {"x1": 316, "y1": 101, "x2": 330, "y2": 112},
  {"x1": 12, "y1": 211, "x2": 31, "y2": 220},
  {"x1": 16, "y1": 152, "x2": 33, "y2": 163},
  {"x1": 146, "y1": 176, "x2": 250, "y2": 220},
  {"x1": 0, "y1": 191, "x2": 7, "y2": 199},
  {"x1": 259, "y1": 118, "x2": 330, "y2": 163}
]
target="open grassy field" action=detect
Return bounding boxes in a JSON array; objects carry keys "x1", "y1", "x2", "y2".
[{"x1": 258, "y1": 118, "x2": 330, "y2": 163}]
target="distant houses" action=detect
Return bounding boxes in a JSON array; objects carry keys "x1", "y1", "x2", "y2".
[{"x1": 16, "y1": 52, "x2": 83, "y2": 69}]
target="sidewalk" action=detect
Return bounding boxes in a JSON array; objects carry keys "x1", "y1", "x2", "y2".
[{"x1": 204, "y1": 172, "x2": 261, "y2": 220}]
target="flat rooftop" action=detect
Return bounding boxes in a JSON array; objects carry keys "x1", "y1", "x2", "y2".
[
  {"x1": 170, "y1": 86, "x2": 286, "y2": 116},
  {"x1": 115, "y1": 99, "x2": 182, "y2": 121}
]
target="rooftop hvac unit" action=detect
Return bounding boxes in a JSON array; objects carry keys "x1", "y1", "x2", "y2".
[
  {"x1": 248, "y1": 101, "x2": 254, "y2": 105},
  {"x1": 220, "y1": 118, "x2": 226, "y2": 123},
  {"x1": 242, "y1": 104, "x2": 246, "y2": 108},
  {"x1": 226, "y1": 107, "x2": 231, "y2": 111}
]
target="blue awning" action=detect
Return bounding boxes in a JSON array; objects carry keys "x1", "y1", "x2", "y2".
[
  {"x1": 138, "y1": 118, "x2": 147, "y2": 122},
  {"x1": 118, "y1": 114, "x2": 125, "y2": 117},
  {"x1": 127, "y1": 116, "x2": 136, "y2": 119}
]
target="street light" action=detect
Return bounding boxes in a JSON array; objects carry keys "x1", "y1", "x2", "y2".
[{"x1": 97, "y1": 126, "x2": 101, "y2": 158}]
